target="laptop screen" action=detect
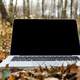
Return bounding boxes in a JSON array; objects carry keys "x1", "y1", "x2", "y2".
[{"x1": 11, "y1": 19, "x2": 79, "y2": 55}]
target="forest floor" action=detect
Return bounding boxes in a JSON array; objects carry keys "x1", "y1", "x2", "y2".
[
  {"x1": 0, "y1": 20, "x2": 12, "y2": 62},
  {"x1": 0, "y1": 64, "x2": 80, "y2": 80}
]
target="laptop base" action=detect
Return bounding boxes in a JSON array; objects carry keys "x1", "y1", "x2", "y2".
[{"x1": 0, "y1": 55, "x2": 80, "y2": 68}]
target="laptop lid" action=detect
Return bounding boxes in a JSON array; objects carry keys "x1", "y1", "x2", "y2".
[{"x1": 10, "y1": 19, "x2": 80, "y2": 55}]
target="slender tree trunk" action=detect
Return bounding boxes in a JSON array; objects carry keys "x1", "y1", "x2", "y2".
[
  {"x1": 9, "y1": 0, "x2": 14, "y2": 23},
  {"x1": 61, "y1": 1, "x2": 63, "y2": 18},
  {"x1": 62, "y1": 0, "x2": 67, "y2": 18},
  {"x1": 51, "y1": 0, "x2": 56, "y2": 18},
  {"x1": 79, "y1": 0, "x2": 80, "y2": 16},
  {"x1": 24, "y1": 0, "x2": 30, "y2": 18},
  {"x1": 57, "y1": 0, "x2": 60, "y2": 18},
  {"x1": 14, "y1": 0, "x2": 18, "y2": 18},
  {"x1": 61, "y1": 0, "x2": 63, "y2": 18},
  {"x1": 0, "y1": 0, "x2": 2, "y2": 20},
  {"x1": 73, "y1": 0, "x2": 78, "y2": 18},
  {"x1": 36, "y1": 0, "x2": 40, "y2": 18},
  {"x1": 0, "y1": 0, "x2": 9, "y2": 24},
  {"x1": 59, "y1": 0, "x2": 63, "y2": 18},
  {"x1": 70, "y1": 0, "x2": 73, "y2": 18},
  {"x1": 64, "y1": 0, "x2": 67, "y2": 18},
  {"x1": 23, "y1": 0, "x2": 25, "y2": 18},
  {"x1": 54, "y1": 0, "x2": 56, "y2": 18},
  {"x1": 48, "y1": 0, "x2": 52, "y2": 18},
  {"x1": 29, "y1": 0, "x2": 31, "y2": 17},
  {"x1": 27, "y1": 0, "x2": 30, "y2": 18},
  {"x1": 42, "y1": 0, "x2": 44, "y2": 17}
]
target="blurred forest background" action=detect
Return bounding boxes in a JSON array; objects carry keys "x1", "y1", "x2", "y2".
[{"x1": 0, "y1": 0, "x2": 80, "y2": 60}]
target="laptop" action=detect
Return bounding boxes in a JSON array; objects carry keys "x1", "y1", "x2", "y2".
[{"x1": 1, "y1": 19, "x2": 80, "y2": 67}]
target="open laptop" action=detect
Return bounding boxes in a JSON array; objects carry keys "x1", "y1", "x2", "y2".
[{"x1": 1, "y1": 19, "x2": 80, "y2": 67}]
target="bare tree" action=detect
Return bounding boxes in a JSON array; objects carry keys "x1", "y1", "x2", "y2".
[
  {"x1": 57, "y1": 0, "x2": 60, "y2": 18},
  {"x1": 64, "y1": 0, "x2": 67, "y2": 18},
  {"x1": 24, "y1": 0, "x2": 30, "y2": 18},
  {"x1": 26, "y1": 0, "x2": 30, "y2": 18},
  {"x1": 42, "y1": 0, "x2": 44, "y2": 17},
  {"x1": 60, "y1": 0, "x2": 63, "y2": 18},
  {"x1": 73, "y1": 0, "x2": 78, "y2": 18},
  {"x1": 70, "y1": 0, "x2": 78, "y2": 18},
  {"x1": 14, "y1": 0, "x2": 18, "y2": 18},
  {"x1": 51, "y1": 0, "x2": 56, "y2": 18},
  {"x1": 36, "y1": 0, "x2": 41, "y2": 18},
  {"x1": 9, "y1": 0, "x2": 14, "y2": 23},
  {"x1": 70, "y1": 0, "x2": 73, "y2": 18},
  {"x1": 23, "y1": 0, "x2": 25, "y2": 18},
  {"x1": 78, "y1": 0, "x2": 80, "y2": 16},
  {"x1": 0, "y1": 0, "x2": 10, "y2": 24},
  {"x1": 62, "y1": 0, "x2": 67, "y2": 18}
]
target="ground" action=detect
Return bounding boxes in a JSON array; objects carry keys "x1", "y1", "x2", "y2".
[{"x1": 0, "y1": 20, "x2": 12, "y2": 61}]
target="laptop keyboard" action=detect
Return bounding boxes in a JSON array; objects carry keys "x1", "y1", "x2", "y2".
[{"x1": 11, "y1": 56, "x2": 80, "y2": 61}]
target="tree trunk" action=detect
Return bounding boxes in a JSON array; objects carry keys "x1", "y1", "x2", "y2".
[
  {"x1": 62, "y1": 0, "x2": 67, "y2": 18},
  {"x1": 26, "y1": 0, "x2": 30, "y2": 18},
  {"x1": 24, "y1": 0, "x2": 30, "y2": 18},
  {"x1": 36, "y1": 0, "x2": 40, "y2": 18},
  {"x1": 9, "y1": 0, "x2": 14, "y2": 23},
  {"x1": 58, "y1": 0, "x2": 63, "y2": 18},
  {"x1": 64, "y1": 0, "x2": 67, "y2": 18},
  {"x1": 51, "y1": 0, "x2": 56, "y2": 18},
  {"x1": 23, "y1": 0, "x2": 25, "y2": 18},
  {"x1": 70, "y1": 0, "x2": 73, "y2": 18},
  {"x1": 73, "y1": 0, "x2": 78, "y2": 18},
  {"x1": 42, "y1": 0, "x2": 45, "y2": 18},
  {"x1": 14, "y1": 0, "x2": 18, "y2": 18},
  {"x1": 57, "y1": 0, "x2": 60, "y2": 18},
  {"x1": 0, "y1": 0, "x2": 9, "y2": 24},
  {"x1": 61, "y1": 0, "x2": 63, "y2": 18}
]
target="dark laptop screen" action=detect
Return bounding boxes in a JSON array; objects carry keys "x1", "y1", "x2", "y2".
[{"x1": 11, "y1": 19, "x2": 79, "y2": 55}]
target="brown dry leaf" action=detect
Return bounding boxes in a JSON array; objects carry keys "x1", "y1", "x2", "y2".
[
  {"x1": 8, "y1": 75, "x2": 15, "y2": 80},
  {"x1": 0, "y1": 51, "x2": 6, "y2": 60}
]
